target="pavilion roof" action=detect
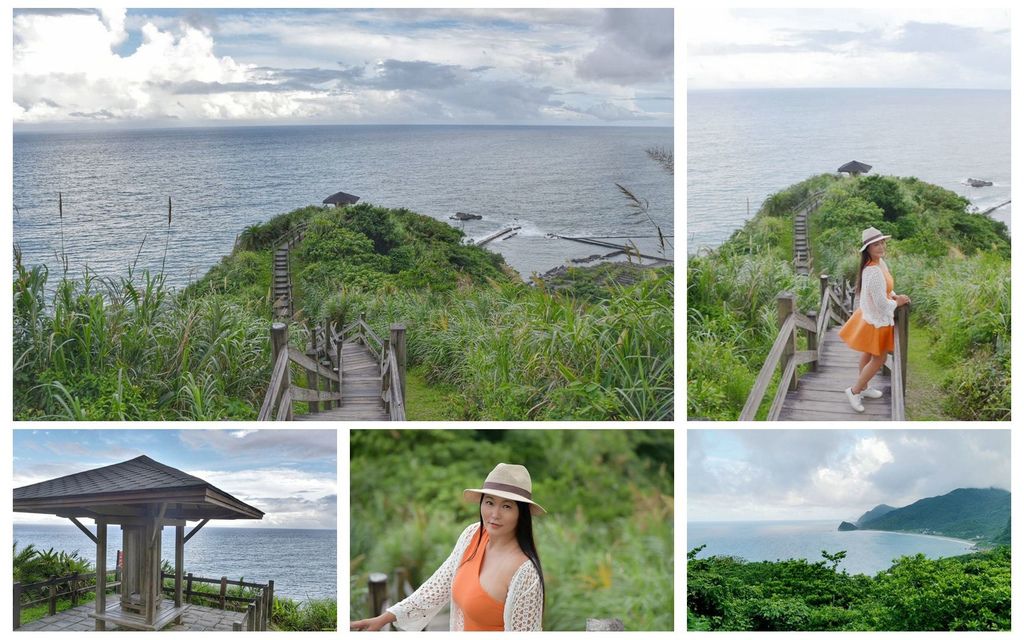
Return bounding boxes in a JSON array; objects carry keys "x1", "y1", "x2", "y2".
[
  {"x1": 323, "y1": 191, "x2": 360, "y2": 205},
  {"x1": 14, "y1": 455, "x2": 264, "y2": 521}
]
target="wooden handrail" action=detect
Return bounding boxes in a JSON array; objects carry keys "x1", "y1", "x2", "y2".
[{"x1": 891, "y1": 305, "x2": 909, "y2": 420}]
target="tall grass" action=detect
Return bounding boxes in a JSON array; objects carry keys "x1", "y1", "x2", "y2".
[{"x1": 13, "y1": 253, "x2": 270, "y2": 420}]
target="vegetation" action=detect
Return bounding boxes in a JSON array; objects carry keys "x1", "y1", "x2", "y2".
[
  {"x1": 688, "y1": 544, "x2": 1010, "y2": 631},
  {"x1": 856, "y1": 488, "x2": 1010, "y2": 542},
  {"x1": 16, "y1": 201, "x2": 672, "y2": 420},
  {"x1": 350, "y1": 429, "x2": 674, "y2": 631},
  {"x1": 688, "y1": 173, "x2": 1009, "y2": 420},
  {"x1": 11, "y1": 543, "x2": 336, "y2": 630}
]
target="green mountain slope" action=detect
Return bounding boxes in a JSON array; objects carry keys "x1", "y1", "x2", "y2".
[
  {"x1": 856, "y1": 503, "x2": 896, "y2": 526},
  {"x1": 860, "y1": 488, "x2": 1009, "y2": 542}
]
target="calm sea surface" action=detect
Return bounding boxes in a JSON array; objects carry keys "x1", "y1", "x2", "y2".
[
  {"x1": 687, "y1": 520, "x2": 975, "y2": 576},
  {"x1": 14, "y1": 524, "x2": 336, "y2": 602},
  {"x1": 688, "y1": 89, "x2": 1011, "y2": 252},
  {"x1": 13, "y1": 125, "x2": 674, "y2": 286}
]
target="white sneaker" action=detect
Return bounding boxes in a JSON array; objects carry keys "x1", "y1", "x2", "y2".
[
  {"x1": 861, "y1": 387, "x2": 883, "y2": 399},
  {"x1": 845, "y1": 387, "x2": 865, "y2": 413}
]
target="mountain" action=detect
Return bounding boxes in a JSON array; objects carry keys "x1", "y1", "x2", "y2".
[
  {"x1": 856, "y1": 504, "x2": 896, "y2": 527},
  {"x1": 838, "y1": 521, "x2": 859, "y2": 531},
  {"x1": 857, "y1": 488, "x2": 1009, "y2": 543}
]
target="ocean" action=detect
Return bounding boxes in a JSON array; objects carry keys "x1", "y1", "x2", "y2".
[
  {"x1": 687, "y1": 520, "x2": 976, "y2": 576},
  {"x1": 688, "y1": 88, "x2": 1011, "y2": 252},
  {"x1": 12, "y1": 125, "x2": 674, "y2": 286},
  {"x1": 13, "y1": 523, "x2": 336, "y2": 602}
]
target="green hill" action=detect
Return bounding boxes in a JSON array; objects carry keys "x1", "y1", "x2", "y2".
[
  {"x1": 859, "y1": 488, "x2": 1009, "y2": 543},
  {"x1": 856, "y1": 503, "x2": 896, "y2": 526}
]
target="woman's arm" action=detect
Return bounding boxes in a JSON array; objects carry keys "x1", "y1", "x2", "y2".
[
  {"x1": 504, "y1": 564, "x2": 544, "y2": 631},
  {"x1": 861, "y1": 266, "x2": 898, "y2": 327},
  {"x1": 384, "y1": 523, "x2": 480, "y2": 632}
]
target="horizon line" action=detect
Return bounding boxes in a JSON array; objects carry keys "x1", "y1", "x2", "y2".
[{"x1": 14, "y1": 121, "x2": 676, "y2": 135}]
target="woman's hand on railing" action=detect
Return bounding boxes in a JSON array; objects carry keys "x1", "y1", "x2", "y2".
[
  {"x1": 894, "y1": 294, "x2": 910, "y2": 307},
  {"x1": 350, "y1": 612, "x2": 396, "y2": 631}
]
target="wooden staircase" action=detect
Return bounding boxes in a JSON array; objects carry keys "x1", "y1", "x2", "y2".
[{"x1": 294, "y1": 342, "x2": 389, "y2": 421}]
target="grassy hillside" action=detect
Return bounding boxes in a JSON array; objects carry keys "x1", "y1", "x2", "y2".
[
  {"x1": 688, "y1": 173, "x2": 1009, "y2": 420},
  {"x1": 15, "y1": 203, "x2": 672, "y2": 420},
  {"x1": 860, "y1": 488, "x2": 1010, "y2": 543}
]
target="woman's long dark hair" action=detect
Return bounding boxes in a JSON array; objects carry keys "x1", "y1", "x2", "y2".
[
  {"x1": 854, "y1": 247, "x2": 872, "y2": 298},
  {"x1": 462, "y1": 496, "x2": 545, "y2": 609}
]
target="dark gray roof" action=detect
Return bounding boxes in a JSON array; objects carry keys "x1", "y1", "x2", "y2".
[
  {"x1": 838, "y1": 160, "x2": 872, "y2": 174},
  {"x1": 323, "y1": 191, "x2": 360, "y2": 205},
  {"x1": 14, "y1": 455, "x2": 263, "y2": 521}
]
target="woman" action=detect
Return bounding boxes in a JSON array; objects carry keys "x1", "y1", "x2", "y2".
[
  {"x1": 837, "y1": 226, "x2": 911, "y2": 413},
  {"x1": 350, "y1": 463, "x2": 546, "y2": 631}
]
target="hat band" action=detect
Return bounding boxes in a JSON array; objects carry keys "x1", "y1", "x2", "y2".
[
  {"x1": 862, "y1": 234, "x2": 886, "y2": 246},
  {"x1": 482, "y1": 481, "x2": 532, "y2": 500}
]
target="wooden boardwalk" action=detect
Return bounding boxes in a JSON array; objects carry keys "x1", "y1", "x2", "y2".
[
  {"x1": 272, "y1": 244, "x2": 291, "y2": 319},
  {"x1": 776, "y1": 327, "x2": 893, "y2": 421},
  {"x1": 294, "y1": 342, "x2": 389, "y2": 421}
]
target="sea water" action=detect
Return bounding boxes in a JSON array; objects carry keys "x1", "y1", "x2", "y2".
[
  {"x1": 13, "y1": 523, "x2": 336, "y2": 601},
  {"x1": 687, "y1": 520, "x2": 976, "y2": 576},
  {"x1": 13, "y1": 124, "x2": 674, "y2": 286},
  {"x1": 688, "y1": 88, "x2": 1011, "y2": 252}
]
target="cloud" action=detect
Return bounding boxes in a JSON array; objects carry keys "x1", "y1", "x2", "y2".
[
  {"x1": 13, "y1": 8, "x2": 673, "y2": 128},
  {"x1": 178, "y1": 430, "x2": 337, "y2": 462},
  {"x1": 688, "y1": 430, "x2": 1010, "y2": 521},
  {"x1": 577, "y1": 9, "x2": 674, "y2": 84}
]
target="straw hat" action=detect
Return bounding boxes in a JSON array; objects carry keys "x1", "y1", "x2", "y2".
[
  {"x1": 464, "y1": 463, "x2": 546, "y2": 515},
  {"x1": 859, "y1": 227, "x2": 891, "y2": 252}
]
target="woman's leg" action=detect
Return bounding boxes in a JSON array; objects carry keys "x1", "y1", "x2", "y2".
[
  {"x1": 852, "y1": 353, "x2": 887, "y2": 394},
  {"x1": 858, "y1": 352, "x2": 871, "y2": 376}
]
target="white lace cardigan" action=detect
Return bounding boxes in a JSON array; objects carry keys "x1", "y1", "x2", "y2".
[
  {"x1": 386, "y1": 523, "x2": 544, "y2": 631},
  {"x1": 858, "y1": 260, "x2": 898, "y2": 328}
]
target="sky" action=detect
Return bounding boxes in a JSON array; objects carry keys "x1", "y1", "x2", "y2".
[
  {"x1": 11, "y1": 7, "x2": 674, "y2": 129},
  {"x1": 688, "y1": 430, "x2": 1010, "y2": 522},
  {"x1": 12, "y1": 429, "x2": 337, "y2": 529},
  {"x1": 687, "y1": 8, "x2": 1010, "y2": 90}
]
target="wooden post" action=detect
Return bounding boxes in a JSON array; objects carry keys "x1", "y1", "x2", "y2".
[
  {"x1": 71, "y1": 572, "x2": 80, "y2": 606},
  {"x1": 267, "y1": 580, "x2": 275, "y2": 630},
  {"x1": 220, "y1": 576, "x2": 228, "y2": 609},
  {"x1": 307, "y1": 346, "x2": 321, "y2": 414},
  {"x1": 819, "y1": 274, "x2": 829, "y2": 308},
  {"x1": 807, "y1": 310, "x2": 818, "y2": 372},
  {"x1": 335, "y1": 338, "x2": 343, "y2": 407},
  {"x1": 48, "y1": 575, "x2": 57, "y2": 616},
  {"x1": 390, "y1": 323, "x2": 407, "y2": 400},
  {"x1": 369, "y1": 573, "x2": 388, "y2": 617},
  {"x1": 586, "y1": 618, "x2": 625, "y2": 631},
  {"x1": 776, "y1": 292, "x2": 798, "y2": 391},
  {"x1": 247, "y1": 603, "x2": 256, "y2": 631},
  {"x1": 174, "y1": 525, "x2": 184, "y2": 623},
  {"x1": 13, "y1": 581, "x2": 22, "y2": 630},
  {"x1": 394, "y1": 567, "x2": 410, "y2": 601},
  {"x1": 270, "y1": 322, "x2": 291, "y2": 419},
  {"x1": 895, "y1": 304, "x2": 909, "y2": 394},
  {"x1": 186, "y1": 572, "x2": 194, "y2": 602},
  {"x1": 95, "y1": 523, "x2": 107, "y2": 631}
]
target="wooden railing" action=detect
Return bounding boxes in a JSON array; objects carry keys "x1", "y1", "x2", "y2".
[
  {"x1": 13, "y1": 570, "x2": 122, "y2": 630},
  {"x1": 891, "y1": 305, "x2": 909, "y2": 421},
  {"x1": 739, "y1": 275, "x2": 852, "y2": 420},
  {"x1": 258, "y1": 322, "x2": 343, "y2": 420},
  {"x1": 270, "y1": 224, "x2": 307, "y2": 321},
  {"x1": 158, "y1": 572, "x2": 274, "y2": 632}
]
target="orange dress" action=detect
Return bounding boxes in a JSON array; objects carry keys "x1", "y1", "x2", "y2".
[
  {"x1": 452, "y1": 529, "x2": 505, "y2": 631},
  {"x1": 838, "y1": 261, "x2": 895, "y2": 356}
]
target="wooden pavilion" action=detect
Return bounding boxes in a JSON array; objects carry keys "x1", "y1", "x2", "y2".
[
  {"x1": 14, "y1": 455, "x2": 263, "y2": 631},
  {"x1": 837, "y1": 160, "x2": 872, "y2": 177},
  {"x1": 322, "y1": 191, "x2": 360, "y2": 207}
]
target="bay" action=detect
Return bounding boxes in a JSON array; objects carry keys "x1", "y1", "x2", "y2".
[
  {"x1": 687, "y1": 520, "x2": 976, "y2": 576},
  {"x1": 688, "y1": 88, "x2": 1011, "y2": 252},
  {"x1": 13, "y1": 523, "x2": 336, "y2": 602},
  {"x1": 13, "y1": 125, "x2": 674, "y2": 286}
]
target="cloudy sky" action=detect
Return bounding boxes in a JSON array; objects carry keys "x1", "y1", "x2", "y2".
[
  {"x1": 688, "y1": 8, "x2": 1010, "y2": 90},
  {"x1": 12, "y1": 7, "x2": 673, "y2": 129},
  {"x1": 13, "y1": 429, "x2": 337, "y2": 529},
  {"x1": 688, "y1": 430, "x2": 1010, "y2": 522}
]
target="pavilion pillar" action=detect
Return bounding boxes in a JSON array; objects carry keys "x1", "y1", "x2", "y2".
[
  {"x1": 95, "y1": 523, "x2": 107, "y2": 631},
  {"x1": 143, "y1": 519, "x2": 161, "y2": 627},
  {"x1": 174, "y1": 525, "x2": 184, "y2": 623}
]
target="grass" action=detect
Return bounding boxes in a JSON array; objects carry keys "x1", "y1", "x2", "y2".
[
  {"x1": 904, "y1": 320, "x2": 954, "y2": 420},
  {"x1": 404, "y1": 365, "x2": 463, "y2": 420}
]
